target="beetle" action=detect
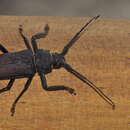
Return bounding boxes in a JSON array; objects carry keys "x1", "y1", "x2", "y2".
[{"x1": 0, "y1": 15, "x2": 115, "y2": 116}]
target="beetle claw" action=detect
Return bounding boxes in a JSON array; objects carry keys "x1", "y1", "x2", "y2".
[
  {"x1": 67, "y1": 88, "x2": 76, "y2": 95},
  {"x1": 10, "y1": 105, "x2": 15, "y2": 116}
]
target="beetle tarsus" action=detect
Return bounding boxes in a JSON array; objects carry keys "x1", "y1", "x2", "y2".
[
  {"x1": 66, "y1": 87, "x2": 76, "y2": 95},
  {"x1": 19, "y1": 25, "x2": 23, "y2": 33},
  {"x1": 32, "y1": 24, "x2": 49, "y2": 40},
  {"x1": 112, "y1": 104, "x2": 115, "y2": 110},
  {"x1": 31, "y1": 24, "x2": 50, "y2": 53},
  {"x1": 10, "y1": 104, "x2": 15, "y2": 116}
]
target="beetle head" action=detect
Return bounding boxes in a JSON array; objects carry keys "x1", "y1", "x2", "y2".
[{"x1": 51, "y1": 52, "x2": 66, "y2": 69}]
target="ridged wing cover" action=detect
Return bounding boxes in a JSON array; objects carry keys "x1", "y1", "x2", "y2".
[{"x1": 0, "y1": 50, "x2": 35, "y2": 79}]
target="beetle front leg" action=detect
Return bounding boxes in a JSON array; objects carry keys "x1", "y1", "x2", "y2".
[
  {"x1": 31, "y1": 24, "x2": 49, "y2": 53},
  {"x1": 39, "y1": 73, "x2": 76, "y2": 95},
  {"x1": 10, "y1": 76, "x2": 34, "y2": 116}
]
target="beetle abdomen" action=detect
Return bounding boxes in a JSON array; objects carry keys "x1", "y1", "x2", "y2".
[{"x1": 0, "y1": 50, "x2": 36, "y2": 80}]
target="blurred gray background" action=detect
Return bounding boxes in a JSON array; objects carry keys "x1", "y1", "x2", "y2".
[{"x1": 0, "y1": 0, "x2": 130, "y2": 18}]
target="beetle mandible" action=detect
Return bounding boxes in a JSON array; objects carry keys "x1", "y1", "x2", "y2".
[{"x1": 0, "y1": 15, "x2": 115, "y2": 116}]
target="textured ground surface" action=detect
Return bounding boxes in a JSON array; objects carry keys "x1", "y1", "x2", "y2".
[{"x1": 0, "y1": 16, "x2": 130, "y2": 130}]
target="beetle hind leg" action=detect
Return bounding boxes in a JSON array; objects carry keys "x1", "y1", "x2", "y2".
[
  {"x1": 0, "y1": 79, "x2": 15, "y2": 94},
  {"x1": 0, "y1": 44, "x2": 8, "y2": 53},
  {"x1": 10, "y1": 76, "x2": 33, "y2": 116}
]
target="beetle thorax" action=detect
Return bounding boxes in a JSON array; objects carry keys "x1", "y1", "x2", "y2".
[{"x1": 34, "y1": 49, "x2": 52, "y2": 74}]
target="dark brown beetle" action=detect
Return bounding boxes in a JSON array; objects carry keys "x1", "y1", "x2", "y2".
[{"x1": 0, "y1": 15, "x2": 115, "y2": 116}]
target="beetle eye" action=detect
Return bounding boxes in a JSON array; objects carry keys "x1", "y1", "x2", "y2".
[{"x1": 53, "y1": 61, "x2": 61, "y2": 69}]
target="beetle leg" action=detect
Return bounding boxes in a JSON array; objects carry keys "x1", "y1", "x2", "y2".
[
  {"x1": 39, "y1": 73, "x2": 76, "y2": 95},
  {"x1": 0, "y1": 78, "x2": 15, "y2": 93},
  {"x1": 31, "y1": 24, "x2": 49, "y2": 53},
  {"x1": 31, "y1": 36, "x2": 38, "y2": 53},
  {"x1": 0, "y1": 44, "x2": 8, "y2": 53},
  {"x1": 19, "y1": 25, "x2": 32, "y2": 50},
  {"x1": 10, "y1": 76, "x2": 33, "y2": 116}
]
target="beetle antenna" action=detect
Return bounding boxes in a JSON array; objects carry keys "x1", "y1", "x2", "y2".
[
  {"x1": 60, "y1": 15, "x2": 100, "y2": 56},
  {"x1": 63, "y1": 63, "x2": 115, "y2": 110}
]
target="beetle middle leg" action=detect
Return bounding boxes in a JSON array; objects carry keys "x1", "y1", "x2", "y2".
[
  {"x1": 39, "y1": 73, "x2": 76, "y2": 95},
  {"x1": 19, "y1": 25, "x2": 32, "y2": 50},
  {"x1": 10, "y1": 76, "x2": 34, "y2": 116}
]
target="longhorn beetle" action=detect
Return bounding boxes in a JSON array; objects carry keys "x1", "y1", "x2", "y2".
[{"x1": 0, "y1": 15, "x2": 115, "y2": 116}]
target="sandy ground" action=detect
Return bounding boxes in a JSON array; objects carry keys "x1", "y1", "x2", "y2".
[{"x1": 0, "y1": 16, "x2": 130, "y2": 130}]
